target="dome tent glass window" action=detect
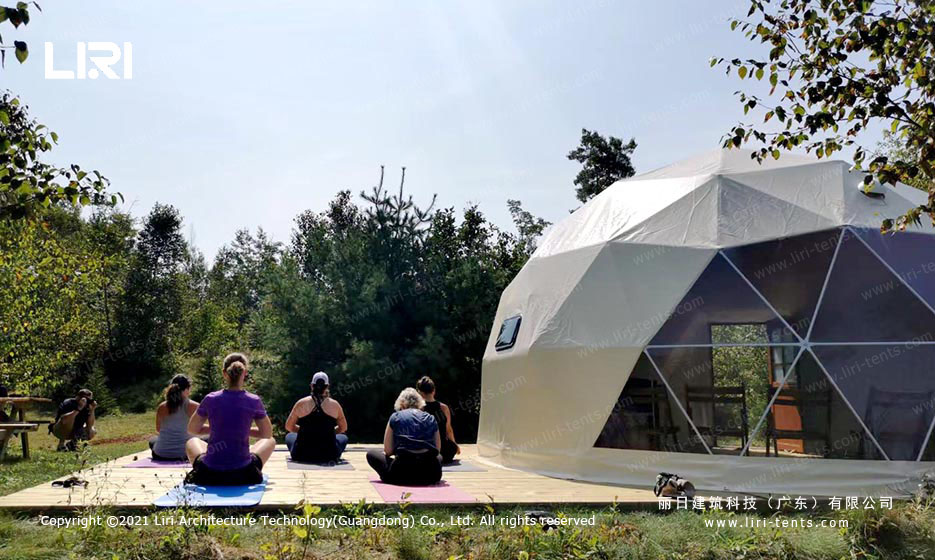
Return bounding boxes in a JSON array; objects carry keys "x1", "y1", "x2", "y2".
[
  {"x1": 595, "y1": 226, "x2": 935, "y2": 461},
  {"x1": 495, "y1": 315, "x2": 521, "y2": 351}
]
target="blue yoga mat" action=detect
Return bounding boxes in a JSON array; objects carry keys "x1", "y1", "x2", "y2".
[{"x1": 154, "y1": 474, "x2": 268, "y2": 507}]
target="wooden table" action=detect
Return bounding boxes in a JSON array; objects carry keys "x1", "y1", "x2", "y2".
[{"x1": 0, "y1": 397, "x2": 53, "y2": 459}]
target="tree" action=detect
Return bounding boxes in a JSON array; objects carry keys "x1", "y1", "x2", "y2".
[
  {"x1": 0, "y1": 92, "x2": 117, "y2": 219},
  {"x1": 716, "y1": 0, "x2": 935, "y2": 232},
  {"x1": 209, "y1": 228, "x2": 282, "y2": 328},
  {"x1": 566, "y1": 128, "x2": 637, "y2": 203},
  {"x1": 251, "y1": 169, "x2": 527, "y2": 441},
  {"x1": 85, "y1": 209, "x2": 135, "y2": 351},
  {"x1": 507, "y1": 199, "x2": 551, "y2": 254},
  {"x1": 111, "y1": 204, "x2": 187, "y2": 397},
  {"x1": 0, "y1": 209, "x2": 111, "y2": 393}
]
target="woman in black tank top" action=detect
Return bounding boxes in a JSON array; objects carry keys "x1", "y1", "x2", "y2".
[
  {"x1": 285, "y1": 372, "x2": 348, "y2": 464},
  {"x1": 417, "y1": 376, "x2": 460, "y2": 463}
]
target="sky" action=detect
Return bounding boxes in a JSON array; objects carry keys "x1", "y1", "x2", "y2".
[{"x1": 3, "y1": 0, "x2": 817, "y2": 259}]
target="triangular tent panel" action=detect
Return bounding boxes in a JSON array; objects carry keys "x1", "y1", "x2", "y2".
[
  {"x1": 715, "y1": 177, "x2": 837, "y2": 247},
  {"x1": 810, "y1": 230, "x2": 935, "y2": 342},
  {"x1": 852, "y1": 227, "x2": 935, "y2": 313},
  {"x1": 649, "y1": 252, "x2": 796, "y2": 345},
  {"x1": 722, "y1": 228, "x2": 841, "y2": 338},
  {"x1": 542, "y1": 243, "x2": 717, "y2": 349},
  {"x1": 593, "y1": 353, "x2": 706, "y2": 454},
  {"x1": 811, "y1": 344, "x2": 935, "y2": 461},
  {"x1": 744, "y1": 350, "x2": 882, "y2": 460}
]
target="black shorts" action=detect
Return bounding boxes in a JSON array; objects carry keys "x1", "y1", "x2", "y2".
[{"x1": 185, "y1": 453, "x2": 263, "y2": 486}]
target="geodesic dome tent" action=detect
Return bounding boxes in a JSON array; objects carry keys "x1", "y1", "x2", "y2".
[{"x1": 478, "y1": 149, "x2": 935, "y2": 497}]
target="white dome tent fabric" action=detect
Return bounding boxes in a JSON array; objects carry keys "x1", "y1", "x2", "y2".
[{"x1": 478, "y1": 149, "x2": 935, "y2": 497}]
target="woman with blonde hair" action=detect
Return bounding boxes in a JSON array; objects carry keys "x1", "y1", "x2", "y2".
[
  {"x1": 185, "y1": 353, "x2": 276, "y2": 485},
  {"x1": 366, "y1": 387, "x2": 442, "y2": 485}
]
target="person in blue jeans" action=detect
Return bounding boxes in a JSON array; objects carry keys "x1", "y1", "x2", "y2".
[{"x1": 284, "y1": 372, "x2": 349, "y2": 464}]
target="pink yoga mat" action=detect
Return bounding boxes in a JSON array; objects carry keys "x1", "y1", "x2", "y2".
[
  {"x1": 369, "y1": 477, "x2": 476, "y2": 503},
  {"x1": 125, "y1": 457, "x2": 190, "y2": 468}
]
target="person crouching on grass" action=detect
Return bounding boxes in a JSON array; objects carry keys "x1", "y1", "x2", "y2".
[
  {"x1": 184, "y1": 353, "x2": 276, "y2": 485},
  {"x1": 366, "y1": 387, "x2": 442, "y2": 486},
  {"x1": 52, "y1": 388, "x2": 97, "y2": 451}
]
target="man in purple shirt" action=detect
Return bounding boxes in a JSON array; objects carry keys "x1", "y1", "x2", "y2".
[{"x1": 185, "y1": 353, "x2": 276, "y2": 485}]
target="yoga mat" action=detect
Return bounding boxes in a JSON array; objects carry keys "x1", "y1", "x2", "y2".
[
  {"x1": 286, "y1": 458, "x2": 355, "y2": 471},
  {"x1": 154, "y1": 474, "x2": 269, "y2": 507},
  {"x1": 369, "y1": 478, "x2": 476, "y2": 503},
  {"x1": 124, "y1": 457, "x2": 190, "y2": 468},
  {"x1": 442, "y1": 460, "x2": 486, "y2": 473}
]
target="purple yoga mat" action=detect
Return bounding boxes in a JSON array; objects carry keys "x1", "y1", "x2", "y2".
[
  {"x1": 124, "y1": 457, "x2": 190, "y2": 468},
  {"x1": 369, "y1": 477, "x2": 476, "y2": 503}
]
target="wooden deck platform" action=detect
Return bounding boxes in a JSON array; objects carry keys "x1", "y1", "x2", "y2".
[{"x1": 0, "y1": 445, "x2": 659, "y2": 510}]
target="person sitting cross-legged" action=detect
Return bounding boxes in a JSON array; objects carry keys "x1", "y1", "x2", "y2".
[
  {"x1": 284, "y1": 371, "x2": 349, "y2": 464},
  {"x1": 185, "y1": 353, "x2": 276, "y2": 485},
  {"x1": 366, "y1": 388, "x2": 442, "y2": 486},
  {"x1": 149, "y1": 375, "x2": 201, "y2": 461},
  {"x1": 417, "y1": 376, "x2": 460, "y2": 464}
]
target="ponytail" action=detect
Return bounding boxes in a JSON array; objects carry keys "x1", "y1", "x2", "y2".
[
  {"x1": 165, "y1": 375, "x2": 191, "y2": 413},
  {"x1": 417, "y1": 376, "x2": 435, "y2": 395},
  {"x1": 225, "y1": 361, "x2": 247, "y2": 388},
  {"x1": 222, "y1": 352, "x2": 249, "y2": 388}
]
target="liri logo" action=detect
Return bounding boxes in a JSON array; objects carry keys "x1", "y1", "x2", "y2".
[{"x1": 44, "y1": 42, "x2": 133, "y2": 80}]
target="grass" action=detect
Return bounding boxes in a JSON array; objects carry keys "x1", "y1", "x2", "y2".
[
  {"x1": 1, "y1": 412, "x2": 933, "y2": 558},
  {"x1": 2, "y1": 502, "x2": 934, "y2": 559},
  {"x1": 0, "y1": 412, "x2": 153, "y2": 497}
]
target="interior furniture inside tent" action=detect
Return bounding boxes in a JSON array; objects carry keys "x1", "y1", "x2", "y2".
[{"x1": 478, "y1": 149, "x2": 935, "y2": 496}]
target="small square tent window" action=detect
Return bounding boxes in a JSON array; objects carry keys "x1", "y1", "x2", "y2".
[{"x1": 495, "y1": 316, "x2": 521, "y2": 351}]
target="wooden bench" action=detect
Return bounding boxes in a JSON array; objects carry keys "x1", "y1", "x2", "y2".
[{"x1": 0, "y1": 423, "x2": 39, "y2": 461}]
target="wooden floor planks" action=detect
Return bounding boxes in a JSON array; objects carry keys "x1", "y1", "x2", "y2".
[{"x1": 0, "y1": 445, "x2": 658, "y2": 510}]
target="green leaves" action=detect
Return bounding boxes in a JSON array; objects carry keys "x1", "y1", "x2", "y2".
[
  {"x1": 0, "y1": 93, "x2": 116, "y2": 219},
  {"x1": 0, "y1": 212, "x2": 119, "y2": 393},
  {"x1": 0, "y1": 2, "x2": 38, "y2": 69},
  {"x1": 720, "y1": 0, "x2": 935, "y2": 233},
  {"x1": 13, "y1": 39, "x2": 25, "y2": 63},
  {"x1": 567, "y1": 128, "x2": 637, "y2": 203}
]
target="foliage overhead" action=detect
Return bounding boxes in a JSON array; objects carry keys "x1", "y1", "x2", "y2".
[
  {"x1": 0, "y1": 92, "x2": 119, "y2": 219},
  {"x1": 0, "y1": 1, "x2": 36, "y2": 67},
  {"x1": 566, "y1": 128, "x2": 637, "y2": 203},
  {"x1": 716, "y1": 0, "x2": 935, "y2": 232}
]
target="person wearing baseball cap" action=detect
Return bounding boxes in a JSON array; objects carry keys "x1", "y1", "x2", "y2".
[{"x1": 284, "y1": 371, "x2": 349, "y2": 464}]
